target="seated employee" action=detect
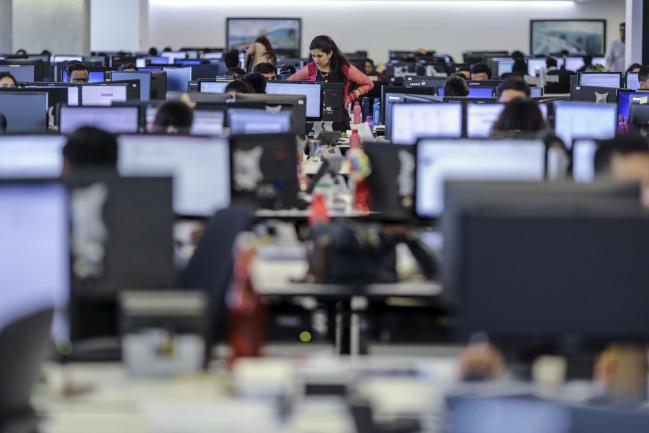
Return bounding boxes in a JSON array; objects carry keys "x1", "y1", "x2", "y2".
[
  {"x1": 470, "y1": 63, "x2": 492, "y2": 81},
  {"x1": 119, "y1": 63, "x2": 138, "y2": 72},
  {"x1": 0, "y1": 72, "x2": 17, "y2": 88},
  {"x1": 225, "y1": 79, "x2": 253, "y2": 96},
  {"x1": 242, "y1": 72, "x2": 267, "y2": 94},
  {"x1": 66, "y1": 62, "x2": 90, "y2": 84},
  {"x1": 364, "y1": 58, "x2": 385, "y2": 81},
  {"x1": 253, "y1": 62, "x2": 278, "y2": 81},
  {"x1": 627, "y1": 63, "x2": 642, "y2": 74},
  {"x1": 638, "y1": 66, "x2": 649, "y2": 89},
  {"x1": 224, "y1": 49, "x2": 245, "y2": 78},
  {"x1": 62, "y1": 127, "x2": 118, "y2": 175},
  {"x1": 456, "y1": 66, "x2": 471, "y2": 79},
  {"x1": 444, "y1": 74, "x2": 469, "y2": 97},
  {"x1": 496, "y1": 77, "x2": 530, "y2": 103},
  {"x1": 491, "y1": 99, "x2": 546, "y2": 135},
  {"x1": 151, "y1": 100, "x2": 194, "y2": 134}
]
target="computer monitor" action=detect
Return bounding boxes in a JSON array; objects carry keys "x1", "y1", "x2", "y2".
[
  {"x1": 175, "y1": 59, "x2": 203, "y2": 66},
  {"x1": 230, "y1": 133, "x2": 300, "y2": 209},
  {"x1": 52, "y1": 55, "x2": 82, "y2": 63},
  {"x1": 163, "y1": 67, "x2": 192, "y2": 92},
  {"x1": 235, "y1": 93, "x2": 307, "y2": 136},
  {"x1": 191, "y1": 109, "x2": 225, "y2": 135},
  {"x1": 227, "y1": 108, "x2": 292, "y2": 134},
  {"x1": 149, "y1": 56, "x2": 173, "y2": 65},
  {"x1": 415, "y1": 139, "x2": 546, "y2": 218},
  {"x1": 109, "y1": 71, "x2": 152, "y2": 101},
  {"x1": 390, "y1": 102, "x2": 462, "y2": 145},
  {"x1": 442, "y1": 181, "x2": 649, "y2": 345},
  {"x1": 201, "y1": 52, "x2": 223, "y2": 60},
  {"x1": 0, "y1": 65, "x2": 35, "y2": 82},
  {"x1": 437, "y1": 86, "x2": 496, "y2": 98},
  {"x1": 62, "y1": 70, "x2": 106, "y2": 84},
  {"x1": 572, "y1": 86, "x2": 618, "y2": 104},
  {"x1": 23, "y1": 83, "x2": 80, "y2": 107},
  {"x1": 0, "y1": 135, "x2": 65, "y2": 177},
  {"x1": 265, "y1": 81, "x2": 322, "y2": 119},
  {"x1": 118, "y1": 135, "x2": 231, "y2": 217},
  {"x1": 564, "y1": 56, "x2": 606, "y2": 72},
  {"x1": 530, "y1": 86, "x2": 544, "y2": 97},
  {"x1": 493, "y1": 57, "x2": 514, "y2": 77},
  {"x1": 466, "y1": 103, "x2": 505, "y2": 138},
  {"x1": 617, "y1": 90, "x2": 649, "y2": 133},
  {"x1": 572, "y1": 139, "x2": 598, "y2": 183},
  {"x1": 190, "y1": 64, "x2": 225, "y2": 80},
  {"x1": 403, "y1": 76, "x2": 447, "y2": 89},
  {"x1": 0, "y1": 92, "x2": 48, "y2": 132},
  {"x1": 382, "y1": 87, "x2": 438, "y2": 135},
  {"x1": 65, "y1": 174, "x2": 175, "y2": 341},
  {"x1": 0, "y1": 182, "x2": 68, "y2": 338},
  {"x1": 161, "y1": 51, "x2": 187, "y2": 62},
  {"x1": 627, "y1": 72, "x2": 640, "y2": 90},
  {"x1": 80, "y1": 83, "x2": 128, "y2": 106},
  {"x1": 578, "y1": 72, "x2": 622, "y2": 88},
  {"x1": 526, "y1": 58, "x2": 547, "y2": 76},
  {"x1": 198, "y1": 80, "x2": 232, "y2": 94},
  {"x1": 553, "y1": 102, "x2": 617, "y2": 147},
  {"x1": 59, "y1": 106, "x2": 139, "y2": 134}
]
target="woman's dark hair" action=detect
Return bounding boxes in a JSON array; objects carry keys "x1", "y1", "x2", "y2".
[
  {"x1": 225, "y1": 79, "x2": 253, "y2": 94},
  {"x1": 444, "y1": 75, "x2": 469, "y2": 97},
  {"x1": 512, "y1": 59, "x2": 528, "y2": 76},
  {"x1": 309, "y1": 35, "x2": 349, "y2": 82},
  {"x1": 627, "y1": 63, "x2": 642, "y2": 73},
  {"x1": 0, "y1": 72, "x2": 18, "y2": 86},
  {"x1": 255, "y1": 36, "x2": 277, "y2": 65},
  {"x1": 63, "y1": 126, "x2": 118, "y2": 171},
  {"x1": 148, "y1": 47, "x2": 159, "y2": 56},
  {"x1": 253, "y1": 62, "x2": 277, "y2": 75},
  {"x1": 0, "y1": 113, "x2": 7, "y2": 134},
  {"x1": 243, "y1": 73, "x2": 267, "y2": 94},
  {"x1": 153, "y1": 100, "x2": 194, "y2": 133},
  {"x1": 224, "y1": 50, "x2": 241, "y2": 69},
  {"x1": 496, "y1": 77, "x2": 531, "y2": 99},
  {"x1": 492, "y1": 99, "x2": 545, "y2": 133}
]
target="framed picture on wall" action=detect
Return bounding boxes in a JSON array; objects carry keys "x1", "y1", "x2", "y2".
[
  {"x1": 226, "y1": 18, "x2": 301, "y2": 57},
  {"x1": 530, "y1": 19, "x2": 607, "y2": 56}
]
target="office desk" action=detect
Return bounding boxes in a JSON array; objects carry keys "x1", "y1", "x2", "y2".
[{"x1": 252, "y1": 258, "x2": 443, "y2": 356}]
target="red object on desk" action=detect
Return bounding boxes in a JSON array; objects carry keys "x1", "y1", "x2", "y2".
[
  {"x1": 309, "y1": 194, "x2": 331, "y2": 225},
  {"x1": 227, "y1": 238, "x2": 266, "y2": 368}
]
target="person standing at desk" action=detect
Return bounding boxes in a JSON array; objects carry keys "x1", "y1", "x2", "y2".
[
  {"x1": 245, "y1": 36, "x2": 277, "y2": 72},
  {"x1": 606, "y1": 22, "x2": 626, "y2": 72},
  {"x1": 288, "y1": 35, "x2": 374, "y2": 107}
]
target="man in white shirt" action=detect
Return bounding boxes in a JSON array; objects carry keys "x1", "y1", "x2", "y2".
[{"x1": 606, "y1": 22, "x2": 625, "y2": 72}]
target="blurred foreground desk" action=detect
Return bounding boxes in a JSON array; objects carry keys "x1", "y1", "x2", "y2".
[{"x1": 252, "y1": 258, "x2": 443, "y2": 356}]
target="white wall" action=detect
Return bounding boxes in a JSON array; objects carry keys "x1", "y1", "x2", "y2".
[
  {"x1": 90, "y1": 0, "x2": 149, "y2": 52},
  {"x1": 0, "y1": 0, "x2": 11, "y2": 53},
  {"x1": 13, "y1": 0, "x2": 90, "y2": 54},
  {"x1": 148, "y1": 0, "x2": 626, "y2": 64}
]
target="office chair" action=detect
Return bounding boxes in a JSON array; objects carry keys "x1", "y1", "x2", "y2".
[
  {"x1": 0, "y1": 113, "x2": 7, "y2": 134},
  {"x1": 0, "y1": 308, "x2": 54, "y2": 432},
  {"x1": 181, "y1": 204, "x2": 254, "y2": 367}
]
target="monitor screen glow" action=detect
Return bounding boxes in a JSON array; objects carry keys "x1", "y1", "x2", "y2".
[
  {"x1": 81, "y1": 85, "x2": 127, "y2": 106},
  {"x1": 390, "y1": 103, "x2": 462, "y2": 144},
  {"x1": 265, "y1": 82, "x2": 321, "y2": 118},
  {"x1": 59, "y1": 106, "x2": 139, "y2": 134},
  {"x1": 554, "y1": 102, "x2": 617, "y2": 146},
  {"x1": 0, "y1": 135, "x2": 65, "y2": 177},
  {"x1": 580, "y1": 73, "x2": 621, "y2": 89},
  {"x1": 467, "y1": 103, "x2": 505, "y2": 138},
  {"x1": 227, "y1": 108, "x2": 292, "y2": 134}
]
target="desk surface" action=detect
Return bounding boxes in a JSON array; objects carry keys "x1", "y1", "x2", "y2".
[{"x1": 252, "y1": 258, "x2": 442, "y2": 299}]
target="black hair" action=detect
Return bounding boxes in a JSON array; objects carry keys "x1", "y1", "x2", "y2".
[
  {"x1": 41, "y1": 49, "x2": 52, "y2": 56},
  {"x1": 470, "y1": 63, "x2": 492, "y2": 79},
  {"x1": 365, "y1": 58, "x2": 375, "y2": 68},
  {"x1": 0, "y1": 113, "x2": 6, "y2": 133},
  {"x1": 457, "y1": 66, "x2": 471, "y2": 74},
  {"x1": 496, "y1": 77, "x2": 531, "y2": 99},
  {"x1": 512, "y1": 59, "x2": 528, "y2": 76},
  {"x1": 583, "y1": 55, "x2": 593, "y2": 66},
  {"x1": 63, "y1": 127, "x2": 118, "y2": 171},
  {"x1": 255, "y1": 36, "x2": 277, "y2": 65},
  {"x1": 242, "y1": 72, "x2": 267, "y2": 94},
  {"x1": 253, "y1": 62, "x2": 277, "y2": 76},
  {"x1": 511, "y1": 50, "x2": 525, "y2": 61},
  {"x1": 444, "y1": 75, "x2": 469, "y2": 97},
  {"x1": 638, "y1": 66, "x2": 649, "y2": 84},
  {"x1": 492, "y1": 99, "x2": 545, "y2": 133},
  {"x1": 148, "y1": 47, "x2": 159, "y2": 56},
  {"x1": 497, "y1": 77, "x2": 531, "y2": 98},
  {"x1": 119, "y1": 63, "x2": 138, "y2": 71},
  {"x1": 309, "y1": 35, "x2": 349, "y2": 82},
  {"x1": 546, "y1": 56, "x2": 558, "y2": 69},
  {"x1": 594, "y1": 135, "x2": 649, "y2": 176},
  {"x1": 66, "y1": 61, "x2": 89, "y2": 80},
  {"x1": 226, "y1": 67, "x2": 247, "y2": 79},
  {"x1": 224, "y1": 50, "x2": 241, "y2": 69},
  {"x1": 153, "y1": 100, "x2": 194, "y2": 133},
  {"x1": 225, "y1": 79, "x2": 253, "y2": 94},
  {"x1": 0, "y1": 72, "x2": 18, "y2": 86},
  {"x1": 627, "y1": 63, "x2": 643, "y2": 73},
  {"x1": 163, "y1": 47, "x2": 172, "y2": 52},
  {"x1": 14, "y1": 49, "x2": 27, "y2": 56}
]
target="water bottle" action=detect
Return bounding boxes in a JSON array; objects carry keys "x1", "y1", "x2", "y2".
[
  {"x1": 373, "y1": 100, "x2": 381, "y2": 125},
  {"x1": 361, "y1": 97, "x2": 371, "y2": 120},
  {"x1": 353, "y1": 101, "x2": 362, "y2": 125}
]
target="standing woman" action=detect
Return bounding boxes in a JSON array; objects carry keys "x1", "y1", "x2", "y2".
[
  {"x1": 245, "y1": 36, "x2": 278, "y2": 71},
  {"x1": 289, "y1": 35, "x2": 374, "y2": 108}
]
